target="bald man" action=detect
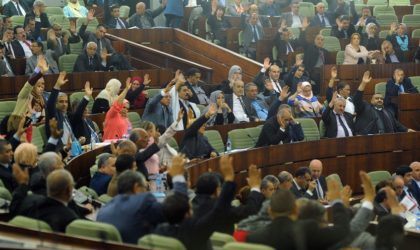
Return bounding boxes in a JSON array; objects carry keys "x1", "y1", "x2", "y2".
[
  {"x1": 128, "y1": 0, "x2": 167, "y2": 28},
  {"x1": 309, "y1": 159, "x2": 328, "y2": 201},
  {"x1": 322, "y1": 97, "x2": 354, "y2": 138}
]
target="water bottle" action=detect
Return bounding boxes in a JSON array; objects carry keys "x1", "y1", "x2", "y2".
[
  {"x1": 416, "y1": 212, "x2": 420, "y2": 231},
  {"x1": 31, "y1": 112, "x2": 37, "y2": 124},
  {"x1": 90, "y1": 133, "x2": 96, "y2": 150},
  {"x1": 226, "y1": 138, "x2": 232, "y2": 153},
  {"x1": 156, "y1": 174, "x2": 162, "y2": 193}
]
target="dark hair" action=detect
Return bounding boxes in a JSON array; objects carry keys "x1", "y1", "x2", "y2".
[
  {"x1": 110, "y1": 4, "x2": 120, "y2": 11},
  {"x1": 162, "y1": 193, "x2": 190, "y2": 224},
  {"x1": 375, "y1": 215, "x2": 405, "y2": 250},
  {"x1": 336, "y1": 82, "x2": 349, "y2": 92},
  {"x1": 97, "y1": 153, "x2": 112, "y2": 169},
  {"x1": 298, "y1": 199, "x2": 326, "y2": 223},
  {"x1": 395, "y1": 165, "x2": 412, "y2": 177},
  {"x1": 33, "y1": 41, "x2": 43, "y2": 50},
  {"x1": 374, "y1": 189, "x2": 387, "y2": 203},
  {"x1": 375, "y1": 180, "x2": 392, "y2": 193},
  {"x1": 117, "y1": 170, "x2": 146, "y2": 194},
  {"x1": 13, "y1": 25, "x2": 23, "y2": 35},
  {"x1": 339, "y1": 15, "x2": 350, "y2": 22},
  {"x1": 294, "y1": 167, "x2": 310, "y2": 178},
  {"x1": 196, "y1": 172, "x2": 222, "y2": 195},
  {"x1": 0, "y1": 139, "x2": 11, "y2": 152},
  {"x1": 96, "y1": 24, "x2": 106, "y2": 29},
  {"x1": 186, "y1": 68, "x2": 200, "y2": 78},
  {"x1": 115, "y1": 154, "x2": 135, "y2": 173},
  {"x1": 270, "y1": 189, "x2": 296, "y2": 214}
]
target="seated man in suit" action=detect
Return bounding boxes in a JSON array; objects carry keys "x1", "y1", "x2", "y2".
[
  {"x1": 244, "y1": 4, "x2": 272, "y2": 28},
  {"x1": 0, "y1": 44, "x2": 15, "y2": 76},
  {"x1": 255, "y1": 105, "x2": 304, "y2": 147},
  {"x1": 3, "y1": 0, "x2": 30, "y2": 17},
  {"x1": 354, "y1": 71, "x2": 416, "y2": 135},
  {"x1": 285, "y1": 63, "x2": 310, "y2": 94},
  {"x1": 107, "y1": 4, "x2": 128, "y2": 29},
  {"x1": 184, "y1": 68, "x2": 210, "y2": 105},
  {"x1": 98, "y1": 156, "x2": 188, "y2": 244},
  {"x1": 395, "y1": 166, "x2": 418, "y2": 205},
  {"x1": 13, "y1": 25, "x2": 32, "y2": 58},
  {"x1": 10, "y1": 168, "x2": 79, "y2": 232},
  {"x1": 322, "y1": 96, "x2": 355, "y2": 138},
  {"x1": 243, "y1": 82, "x2": 269, "y2": 121},
  {"x1": 89, "y1": 153, "x2": 116, "y2": 196},
  {"x1": 142, "y1": 82, "x2": 174, "y2": 132},
  {"x1": 280, "y1": 1, "x2": 304, "y2": 28},
  {"x1": 23, "y1": 0, "x2": 51, "y2": 31},
  {"x1": 384, "y1": 68, "x2": 418, "y2": 118},
  {"x1": 225, "y1": 80, "x2": 256, "y2": 123},
  {"x1": 259, "y1": 0, "x2": 280, "y2": 16},
  {"x1": 309, "y1": 159, "x2": 328, "y2": 202},
  {"x1": 128, "y1": 1, "x2": 166, "y2": 28},
  {"x1": 73, "y1": 42, "x2": 109, "y2": 72},
  {"x1": 254, "y1": 58, "x2": 284, "y2": 94},
  {"x1": 326, "y1": 67, "x2": 355, "y2": 115},
  {"x1": 25, "y1": 41, "x2": 59, "y2": 75},
  {"x1": 381, "y1": 40, "x2": 407, "y2": 64},
  {"x1": 351, "y1": 4, "x2": 378, "y2": 27},
  {"x1": 2, "y1": 28, "x2": 17, "y2": 59},
  {"x1": 273, "y1": 26, "x2": 303, "y2": 67},
  {"x1": 291, "y1": 167, "x2": 316, "y2": 199},
  {"x1": 47, "y1": 23, "x2": 81, "y2": 62},
  {"x1": 331, "y1": 15, "x2": 360, "y2": 39},
  {"x1": 241, "y1": 12, "x2": 264, "y2": 59},
  {"x1": 409, "y1": 162, "x2": 420, "y2": 205},
  {"x1": 310, "y1": 2, "x2": 334, "y2": 28},
  {"x1": 0, "y1": 139, "x2": 16, "y2": 193}
]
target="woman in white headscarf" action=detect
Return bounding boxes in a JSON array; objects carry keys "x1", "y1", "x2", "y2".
[
  {"x1": 288, "y1": 81, "x2": 323, "y2": 118},
  {"x1": 92, "y1": 78, "x2": 122, "y2": 114},
  {"x1": 63, "y1": 0, "x2": 89, "y2": 18}
]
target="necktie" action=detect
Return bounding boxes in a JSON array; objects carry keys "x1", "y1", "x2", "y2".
[
  {"x1": 344, "y1": 30, "x2": 348, "y2": 39},
  {"x1": 321, "y1": 15, "x2": 326, "y2": 27},
  {"x1": 399, "y1": 84, "x2": 404, "y2": 93},
  {"x1": 89, "y1": 57, "x2": 93, "y2": 66},
  {"x1": 253, "y1": 25, "x2": 259, "y2": 41},
  {"x1": 319, "y1": 49, "x2": 325, "y2": 64},
  {"x1": 16, "y1": 3, "x2": 23, "y2": 16},
  {"x1": 316, "y1": 179, "x2": 323, "y2": 199},
  {"x1": 238, "y1": 97, "x2": 249, "y2": 118},
  {"x1": 116, "y1": 18, "x2": 125, "y2": 29},
  {"x1": 337, "y1": 114, "x2": 350, "y2": 137},
  {"x1": 274, "y1": 81, "x2": 281, "y2": 93},
  {"x1": 286, "y1": 42, "x2": 293, "y2": 54}
]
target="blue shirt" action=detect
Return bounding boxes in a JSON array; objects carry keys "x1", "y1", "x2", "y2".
[
  {"x1": 89, "y1": 172, "x2": 112, "y2": 196},
  {"x1": 252, "y1": 100, "x2": 268, "y2": 120}
]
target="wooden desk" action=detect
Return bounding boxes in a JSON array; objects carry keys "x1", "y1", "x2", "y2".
[
  {"x1": 187, "y1": 132, "x2": 420, "y2": 193},
  {"x1": 398, "y1": 94, "x2": 420, "y2": 130}
]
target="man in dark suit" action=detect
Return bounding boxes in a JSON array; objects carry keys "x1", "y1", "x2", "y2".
[
  {"x1": 273, "y1": 27, "x2": 302, "y2": 67},
  {"x1": 331, "y1": 15, "x2": 361, "y2": 39},
  {"x1": 310, "y1": 2, "x2": 334, "y2": 28},
  {"x1": 256, "y1": 106, "x2": 304, "y2": 147},
  {"x1": 128, "y1": 0, "x2": 166, "y2": 28},
  {"x1": 155, "y1": 155, "x2": 237, "y2": 250},
  {"x1": 309, "y1": 159, "x2": 328, "y2": 201},
  {"x1": 184, "y1": 68, "x2": 209, "y2": 105},
  {"x1": 290, "y1": 167, "x2": 317, "y2": 199},
  {"x1": 381, "y1": 40, "x2": 407, "y2": 64},
  {"x1": 253, "y1": 58, "x2": 284, "y2": 95},
  {"x1": 280, "y1": 1, "x2": 304, "y2": 27},
  {"x1": 23, "y1": 0, "x2": 51, "y2": 30},
  {"x1": 354, "y1": 71, "x2": 415, "y2": 135},
  {"x1": 326, "y1": 67, "x2": 355, "y2": 115},
  {"x1": 225, "y1": 80, "x2": 257, "y2": 123},
  {"x1": 142, "y1": 84, "x2": 174, "y2": 132},
  {"x1": 395, "y1": 166, "x2": 418, "y2": 206},
  {"x1": 12, "y1": 25, "x2": 32, "y2": 59},
  {"x1": 107, "y1": 5, "x2": 129, "y2": 29},
  {"x1": 384, "y1": 68, "x2": 418, "y2": 118},
  {"x1": 243, "y1": 82, "x2": 269, "y2": 121},
  {"x1": 3, "y1": 0, "x2": 30, "y2": 17},
  {"x1": 259, "y1": 0, "x2": 280, "y2": 16},
  {"x1": 322, "y1": 97, "x2": 355, "y2": 138},
  {"x1": 73, "y1": 42, "x2": 109, "y2": 72},
  {"x1": 241, "y1": 12, "x2": 264, "y2": 59},
  {"x1": 10, "y1": 168, "x2": 79, "y2": 232},
  {"x1": 0, "y1": 139, "x2": 16, "y2": 192},
  {"x1": 409, "y1": 162, "x2": 420, "y2": 205}
]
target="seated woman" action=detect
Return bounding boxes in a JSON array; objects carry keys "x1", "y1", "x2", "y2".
[
  {"x1": 180, "y1": 104, "x2": 218, "y2": 160},
  {"x1": 219, "y1": 65, "x2": 242, "y2": 94},
  {"x1": 361, "y1": 23, "x2": 381, "y2": 51},
  {"x1": 92, "y1": 78, "x2": 122, "y2": 114},
  {"x1": 288, "y1": 82, "x2": 323, "y2": 118},
  {"x1": 387, "y1": 23, "x2": 410, "y2": 52},
  {"x1": 138, "y1": 121, "x2": 160, "y2": 175},
  {"x1": 103, "y1": 79, "x2": 132, "y2": 140},
  {"x1": 30, "y1": 79, "x2": 46, "y2": 124},
  {"x1": 207, "y1": 6, "x2": 231, "y2": 47},
  {"x1": 343, "y1": 33, "x2": 369, "y2": 65},
  {"x1": 126, "y1": 75, "x2": 150, "y2": 109},
  {"x1": 63, "y1": 0, "x2": 89, "y2": 18},
  {"x1": 204, "y1": 90, "x2": 235, "y2": 126}
]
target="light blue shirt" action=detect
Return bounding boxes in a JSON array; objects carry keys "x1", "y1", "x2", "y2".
[{"x1": 252, "y1": 100, "x2": 268, "y2": 121}]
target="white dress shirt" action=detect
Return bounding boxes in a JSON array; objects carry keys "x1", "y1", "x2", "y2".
[
  {"x1": 19, "y1": 40, "x2": 32, "y2": 58},
  {"x1": 333, "y1": 111, "x2": 353, "y2": 138},
  {"x1": 337, "y1": 94, "x2": 355, "y2": 115},
  {"x1": 233, "y1": 93, "x2": 249, "y2": 122}
]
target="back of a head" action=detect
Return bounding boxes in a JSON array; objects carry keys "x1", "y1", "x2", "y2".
[
  {"x1": 196, "y1": 172, "x2": 222, "y2": 195},
  {"x1": 115, "y1": 154, "x2": 135, "y2": 173},
  {"x1": 117, "y1": 170, "x2": 146, "y2": 194},
  {"x1": 47, "y1": 169, "x2": 73, "y2": 199},
  {"x1": 294, "y1": 167, "x2": 310, "y2": 178},
  {"x1": 162, "y1": 193, "x2": 190, "y2": 225},
  {"x1": 375, "y1": 215, "x2": 405, "y2": 250},
  {"x1": 38, "y1": 152, "x2": 62, "y2": 178},
  {"x1": 297, "y1": 199, "x2": 326, "y2": 223},
  {"x1": 278, "y1": 171, "x2": 292, "y2": 184},
  {"x1": 14, "y1": 143, "x2": 38, "y2": 166},
  {"x1": 270, "y1": 189, "x2": 296, "y2": 215},
  {"x1": 117, "y1": 140, "x2": 137, "y2": 156},
  {"x1": 97, "y1": 153, "x2": 112, "y2": 169},
  {"x1": 395, "y1": 165, "x2": 412, "y2": 177}
]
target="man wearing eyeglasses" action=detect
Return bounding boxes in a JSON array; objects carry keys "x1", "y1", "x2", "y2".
[{"x1": 354, "y1": 71, "x2": 415, "y2": 135}]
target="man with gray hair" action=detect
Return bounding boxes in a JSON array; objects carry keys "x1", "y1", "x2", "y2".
[
  {"x1": 30, "y1": 152, "x2": 64, "y2": 195},
  {"x1": 128, "y1": 0, "x2": 167, "y2": 28},
  {"x1": 322, "y1": 92, "x2": 354, "y2": 138},
  {"x1": 23, "y1": 0, "x2": 51, "y2": 30},
  {"x1": 73, "y1": 41, "x2": 109, "y2": 72},
  {"x1": 243, "y1": 82, "x2": 269, "y2": 121},
  {"x1": 277, "y1": 171, "x2": 293, "y2": 190},
  {"x1": 261, "y1": 175, "x2": 279, "y2": 199},
  {"x1": 89, "y1": 153, "x2": 116, "y2": 196}
]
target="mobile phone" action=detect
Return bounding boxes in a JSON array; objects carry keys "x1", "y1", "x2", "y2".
[{"x1": 23, "y1": 116, "x2": 32, "y2": 128}]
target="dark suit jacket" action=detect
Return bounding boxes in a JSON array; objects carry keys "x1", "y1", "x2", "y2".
[
  {"x1": 24, "y1": 11, "x2": 51, "y2": 30},
  {"x1": 142, "y1": 92, "x2": 174, "y2": 130},
  {"x1": 11, "y1": 40, "x2": 26, "y2": 58},
  {"x1": 310, "y1": 13, "x2": 335, "y2": 28},
  {"x1": 290, "y1": 181, "x2": 315, "y2": 199},
  {"x1": 255, "y1": 116, "x2": 304, "y2": 147},
  {"x1": 273, "y1": 34, "x2": 302, "y2": 62},
  {"x1": 353, "y1": 90, "x2": 407, "y2": 135},
  {"x1": 10, "y1": 184, "x2": 79, "y2": 232},
  {"x1": 330, "y1": 24, "x2": 361, "y2": 39},
  {"x1": 185, "y1": 81, "x2": 200, "y2": 104},
  {"x1": 409, "y1": 180, "x2": 420, "y2": 205},
  {"x1": 225, "y1": 94, "x2": 258, "y2": 122},
  {"x1": 180, "y1": 115, "x2": 216, "y2": 159},
  {"x1": 240, "y1": 14, "x2": 264, "y2": 48},
  {"x1": 281, "y1": 12, "x2": 304, "y2": 27},
  {"x1": 242, "y1": 96, "x2": 269, "y2": 120},
  {"x1": 3, "y1": 0, "x2": 30, "y2": 17},
  {"x1": 106, "y1": 17, "x2": 129, "y2": 29},
  {"x1": 384, "y1": 76, "x2": 418, "y2": 117},
  {"x1": 0, "y1": 164, "x2": 17, "y2": 192},
  {"x1": 79, "y1": 24, "x2": 115, "y2": 54},
  {"x1": 322, "y1": 106, "x2": 355, "y2": 138},
  {"x1": 73, "y1": 52, "x2": 109, "y2": 73},
  {"x1": 313, "y1": 176, "x2": 328, "y2": 200},
  {"x1": 69, "y1": 97, "x2": 96, "y2": 145},
  {"x1": 384, "y1": 48, "x2": 407, "y2": 64},
  {"x1": 361, "y1": 33, "x2": 381, "y2": 51},
  {"x1": 128, "y1": 6, "x2": 164, "y2": 28},
  {"x1": 302, "y1": 31, "x2": 330, "y2": 71}
]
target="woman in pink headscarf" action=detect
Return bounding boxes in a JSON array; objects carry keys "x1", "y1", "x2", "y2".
[{"x1": 103, "y1": 78, "x2": 132, "y2": 140}]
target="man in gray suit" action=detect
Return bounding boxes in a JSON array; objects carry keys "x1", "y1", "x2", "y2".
[
  {"x1": 280, "y1": 1, "x2": 304, "y2": 28},
  {"x1": 241, "y1": 12, "x2": 264, "y2": 59},
  {"x1": 128, "y1": 0, "x2": 166, "y2": 28},
  {"x1": 243, "y1": 82, "x2": 268, "y2": 121},
  {"x1": 0, "y1": 44, "x2": 15, "y2": 76},
  {"x1": 25, "y1": 41, "x2": 59, "y2": 75}
]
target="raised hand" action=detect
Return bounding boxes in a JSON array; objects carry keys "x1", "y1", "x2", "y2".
[
  {"x1": 247, "y1": 164, "x2": 261, "y2": 189},
  {"x1": 177, "y1": 109, "x2": 184, "y2": 122},
  {"x1": 84, "y1": 81, "x2": 93, "y2": 97},
  {"x1": 340, "y1": 185, "x2": 353, "y2": 207},
  {"x1": 169, "y1": 154, "x2": 186, "y2": 177},
  {"x1": 384, "y1": 187, "x2": 405, "y2": 215},
  {"x1": 49, "y1": 118, "x2": 63, "y2": 139},
  {"x1": 219, "y1": 155, "x2": 234, "y2": 182},
  {"x1": 264, "y1": 79, "x2": 274, "y2": 91},
  {"x1": 361, "y1": 71, "x2": 372, "y2": 84},
  {"x1": 125, "y1": 77, "x2": 132, "y2": 90},
  {"x1": 143, "y1": 74, "x2": 151, "y2": 85},
  {"x1": 326, "y1": 178, "x2": 341, "y2": 202},
  {"x1": 206, "y1": 103, "x2": 217, "y2": 118},
  {"x1": 69, "y1": 20, "x2": 77, "y2": 34},
  {"x1": 263, "y1": 57, "x2": 271, "y2": 70},
  {"x1": 164, "y1": 80, "x2": 176, "y2": 93},
  {"x1": 329, "y1": 91, "x2": 338, "y2": 107},
  {"x1": 302, "y1": 17, "x2": 310, "y2": 30},
  {"x1": 360, "y1": 171, "x2": 375, "y2": 202},
  {"x1": 279, "y1": 85, "x2": 290, "y2": 101},
  {"x1": 56, "y1": 71, "x2": 69, "y2": 88},
  {"x1": 330, "y1": 66, "x2": 337, "y2": 80},
  {"x1": 295, "y1": 56, "x2": 303, "y2": 66},
  {"x1": 37, "y1": 55, "x2": 49, "y2": 74}
]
